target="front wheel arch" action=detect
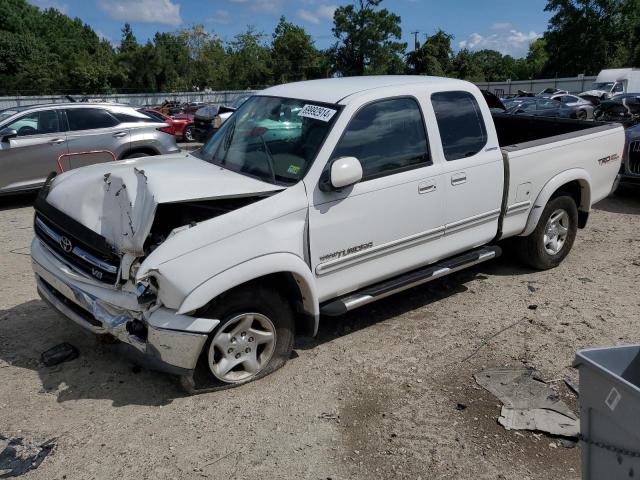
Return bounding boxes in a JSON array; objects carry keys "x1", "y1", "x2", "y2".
[{"x1": 177, "y1": 254, "x2": 320, "y2": 335}]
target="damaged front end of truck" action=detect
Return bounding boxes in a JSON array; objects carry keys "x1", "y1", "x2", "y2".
[{"x1": 31, "y1": 154, "x2": 284, "y2": 382}]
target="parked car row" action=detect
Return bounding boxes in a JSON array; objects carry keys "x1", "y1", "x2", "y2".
[
  {"x1": 0, "y1": 103, "x2": 180, "y2": 195},
  {"x1": 501, "y1": 94, "x2": 595, "y2": 120},
  {"x1": 193, "y1": 94, "x2": 252, "y2": 142}
]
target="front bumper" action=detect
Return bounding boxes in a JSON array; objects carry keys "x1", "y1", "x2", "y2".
[{"x1": 31, "y1": 238, "x2": 218, "y2": 375}]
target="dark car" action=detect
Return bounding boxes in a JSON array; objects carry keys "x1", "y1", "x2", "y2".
[
  {"x1": 618, "y1": 123, "x2": 640, "y2": 188},
  {"x1": 192, "y1": 95, "x2": 252, "y2": 143},
  {"x1": 192, "y1": 104, "x2": 220, "y2": 143},
  {"x1": 594, "y1": 94, "x2": 640, "y2": 125}
]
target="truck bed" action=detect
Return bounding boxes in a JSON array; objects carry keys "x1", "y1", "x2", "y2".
[
  {"x1": 495, "y1": 113, "x2": 624, "y2": 240},
  {"x1": 492, "y1": 113, "x2": 608, "y2": 149}
]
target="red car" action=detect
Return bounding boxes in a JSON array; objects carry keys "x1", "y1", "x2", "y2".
[{"x1": 139, "y1": 108, "x2": 195, "y2": 142}]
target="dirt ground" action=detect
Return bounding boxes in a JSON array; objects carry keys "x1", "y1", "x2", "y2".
[{"x1": 1, "y1": 188, "x2": 640, "y2": 480}]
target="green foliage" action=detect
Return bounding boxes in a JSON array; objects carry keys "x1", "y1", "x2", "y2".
[
  {"x1": 541, "y1": 0, "x2": 633, "y2": 76},
  {"x1": 271, "y1": 16, "x2": 325, "y2": 83},
  {"x1": 406, "y1": 30, "x2": 453, "y2": 76},
  {"x1": 1, "y1": 0, "x2": 638, "y2": 96},
  {"x1": 332, "y1": 0, "x2": 406, "y2": 76}
]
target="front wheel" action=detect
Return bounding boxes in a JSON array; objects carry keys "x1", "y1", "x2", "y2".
[
  {"x1": 192, "y1": 285, "x2": 295, "y2": 390},
  {"x1": 517, "y1": 195, "x2": 578, "y2": 270}
]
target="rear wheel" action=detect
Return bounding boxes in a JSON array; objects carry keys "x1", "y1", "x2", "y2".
[
  {"x1": 517, "y1": 195, "x2": 578, "y2": 270},
  {"x1": 183, "y1": 125, "x2": 195, "y2": 142},
  {"x1": 193, "y1": 285, "x2": 295, "y2": 389}
]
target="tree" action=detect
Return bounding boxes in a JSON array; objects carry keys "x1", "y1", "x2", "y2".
[
  {"x1": 226, "y1": 27, "x2": 271, "y2": 89},
  {"x1": 523, "y1": 38, "x2": 549, "y2": 79},
  {"x1": 179, "y1": 25, "x2": 228, "y2": 90},
  {"x1": 332, "y1": 0, "x2": 406, "y2": 76},
  {"x1": 271, "y1": 16, "x2": 323, "y2": 83},
  {"x1": 542, "y1": 0, "x2": 626, "y2": 76},
  {"x1": 450, "y1": 49, "x2": 485, "y2": 82},
  {"x1": 406, "y1": 30, "x2": 453, "y2": 76}
]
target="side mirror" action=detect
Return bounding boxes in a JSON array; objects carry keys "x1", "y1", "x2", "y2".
[
  {"x1": 0, "y1": 128, "x2": 17, "y2": 143},
  {"x1": 320, "y1": 156, "x2": 363, "y2": 191}
]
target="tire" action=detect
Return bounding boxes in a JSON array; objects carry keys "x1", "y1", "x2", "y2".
[
  {"x1": 517, "y1": 195, "x2": 578, "y2": 270},
  {"x1": 192, "y1": 285, "x2": 295, "y2": 390},
  {"x1": 183, "y1": 125, "x2": 195, "y2": 142},
  {"x1": 123, "y1": 152, "x2": 150, "y2": 159},
  {"x1": 577, "y1": 109, "x2": 588, "y2": 120}
]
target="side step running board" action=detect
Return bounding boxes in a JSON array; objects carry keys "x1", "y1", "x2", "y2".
[{"x1": 320, "y1": 246, "x2": 501, "y2": 316}]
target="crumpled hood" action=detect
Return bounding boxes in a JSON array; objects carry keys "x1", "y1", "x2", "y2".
[{"x1": 45, "y1": 152, "x2": 282, "y2": 255}]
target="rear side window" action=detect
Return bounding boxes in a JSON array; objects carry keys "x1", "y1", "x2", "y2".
[
  {"x1": 431, "y1": 91, "x2": 487, "y2": 161},
  {"x1": 333, "y1": 97, "x2": 430, "y2": 181},
  {"x1": 113, "y1": 112, "x2": 152, "y2": 123},
  {"x1": 66, "y1": 108, "x2": 118, "y2": 131},
  {"x1": 7, "y1": 110, "x2": 60, "y2": 136}
]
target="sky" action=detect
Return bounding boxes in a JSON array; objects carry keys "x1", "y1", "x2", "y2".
[{"x1": 27, "y1": 0, "x2": 553, "y2": 58}]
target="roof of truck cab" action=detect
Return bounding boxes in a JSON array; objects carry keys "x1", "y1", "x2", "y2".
[{"x1": 259, "y1": 75, "x2": 474, "y2": 105}]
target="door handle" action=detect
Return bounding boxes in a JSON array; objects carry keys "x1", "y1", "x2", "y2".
[
  {"x1": 418, "y1": 181, "x2": 437, "y2": 194},
  {"x1": 451, "y1": 173, "x2": 467, "y2": 186},
  {"x1": 113, "y1": 131, "x2": 128, "y2": 138},
  {"x1": 49, "y1": 138, "x2": 65, "y2": 145}
]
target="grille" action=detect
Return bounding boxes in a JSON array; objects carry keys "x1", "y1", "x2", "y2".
[
  {"x1": 34, "y1": 215, "x2": 120, "y2": 284},
  {"x1": 629, "y1": 141, "x2": 640, "y2": 175}
]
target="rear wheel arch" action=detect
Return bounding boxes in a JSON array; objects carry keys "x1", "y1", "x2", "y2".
[{"x1": 521, "y1": 171, "x2": 591, "y2": 236}]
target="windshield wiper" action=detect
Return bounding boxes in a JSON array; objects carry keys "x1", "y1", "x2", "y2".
[
  {"x1": 218, "y1": 119, "x2": 237, "y2": 166},
  {"x1": 258, "y1": 134, "x2": 277, "y2": 184}
]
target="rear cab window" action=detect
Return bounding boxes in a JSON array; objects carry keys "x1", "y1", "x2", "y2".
[
  {"x1": 332, "y1": 97, "x2": 431, "y2": 181},
  {"x1": 431, "y1": 91, "x2": 487, "y2": 161}
]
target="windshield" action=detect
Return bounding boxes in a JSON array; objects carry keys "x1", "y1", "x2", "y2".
[
  {"x1": 198, "y1": 96, "x2": 339, "y2": 185},
  {"x1": 593, "y1": 82, "x2": 615, "y2": 91},
  {"x1": 0, "y1": 110, "x2": 19, "y2": 125},
  {"x1": 231, "y1": 95, "x2": 251, "y2": 109}
]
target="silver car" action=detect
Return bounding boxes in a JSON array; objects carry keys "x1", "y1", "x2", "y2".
[
  {"x1": 0, "y1": 103, "x2": 180, "y2": 195},
  {"x1": 550, "y1": 94, "x2": 596, "y2": 120}
]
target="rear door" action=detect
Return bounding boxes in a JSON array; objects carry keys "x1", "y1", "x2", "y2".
[
  {"x1": 64, "y1": 107, "x2": 129, "y2": 166},
  {"x1": 0, "y1": 109, "x2": 67, "y2": 192},
  {"x1": 309, "y1": 96, "x2": 447, "y2": 301},
  {"x1": 430, "y1": 90, "x2": 504, "y2": 255}
]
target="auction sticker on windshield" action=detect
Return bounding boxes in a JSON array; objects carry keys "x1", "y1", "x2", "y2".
[{"x1": 298, "y1": 104, "x2": 337, "y2": 122}]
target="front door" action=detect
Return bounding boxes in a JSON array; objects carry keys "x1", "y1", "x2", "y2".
[
  {"x1": 308, "y1": 97, "x2": 446, "y2": 301},
  {"x1": 0, "y1": 109, "x2": 68, "y2": 192}
]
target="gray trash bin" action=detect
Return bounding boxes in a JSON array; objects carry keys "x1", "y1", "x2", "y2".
[{"x1": 574, "y1": 345, "x2": 640, "y2": 480}]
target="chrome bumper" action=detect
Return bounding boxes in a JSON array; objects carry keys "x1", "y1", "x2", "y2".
[{"x1": 31, "y1": 238, "x2": 218, "y2": 374}]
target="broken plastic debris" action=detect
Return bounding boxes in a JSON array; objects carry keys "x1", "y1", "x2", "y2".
[
  {"x1": 41, "y1": 343, "x2": 79, "y2": 367},
  {"x1": 0, "y1": 435, "x2": 55, "y2": 477},
  {"x1": 474, "y1": 367, "x2": 579, "y2": 438}
]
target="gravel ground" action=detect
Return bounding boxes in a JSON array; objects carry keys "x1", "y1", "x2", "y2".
[{"x1": 1, "y1": 188, "x2": 639, "y2": 480}]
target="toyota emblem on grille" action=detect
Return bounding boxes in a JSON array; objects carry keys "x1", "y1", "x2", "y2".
[{"x1": 59, "y1": 236, "x2": 73, "y2": 253}]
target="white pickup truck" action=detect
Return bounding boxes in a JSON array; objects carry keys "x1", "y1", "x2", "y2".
[{"x1": 31, "y1": 76, "x2": 625, "y2": 391}]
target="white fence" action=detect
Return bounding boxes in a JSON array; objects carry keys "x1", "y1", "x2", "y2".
[
  {"x1": 476, "y1": 76, "x2": 597, "y2": 97},
  {"x1": 0, "y1": 75, "x2": 601, "y2": 108},
  {"x1": 0, "y1": 90, "x2": 257, "y2": 109}
]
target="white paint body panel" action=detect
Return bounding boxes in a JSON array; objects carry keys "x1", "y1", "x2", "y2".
[{"x1": 31, "y1": 76, "x2": 625, "y2": 358}]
